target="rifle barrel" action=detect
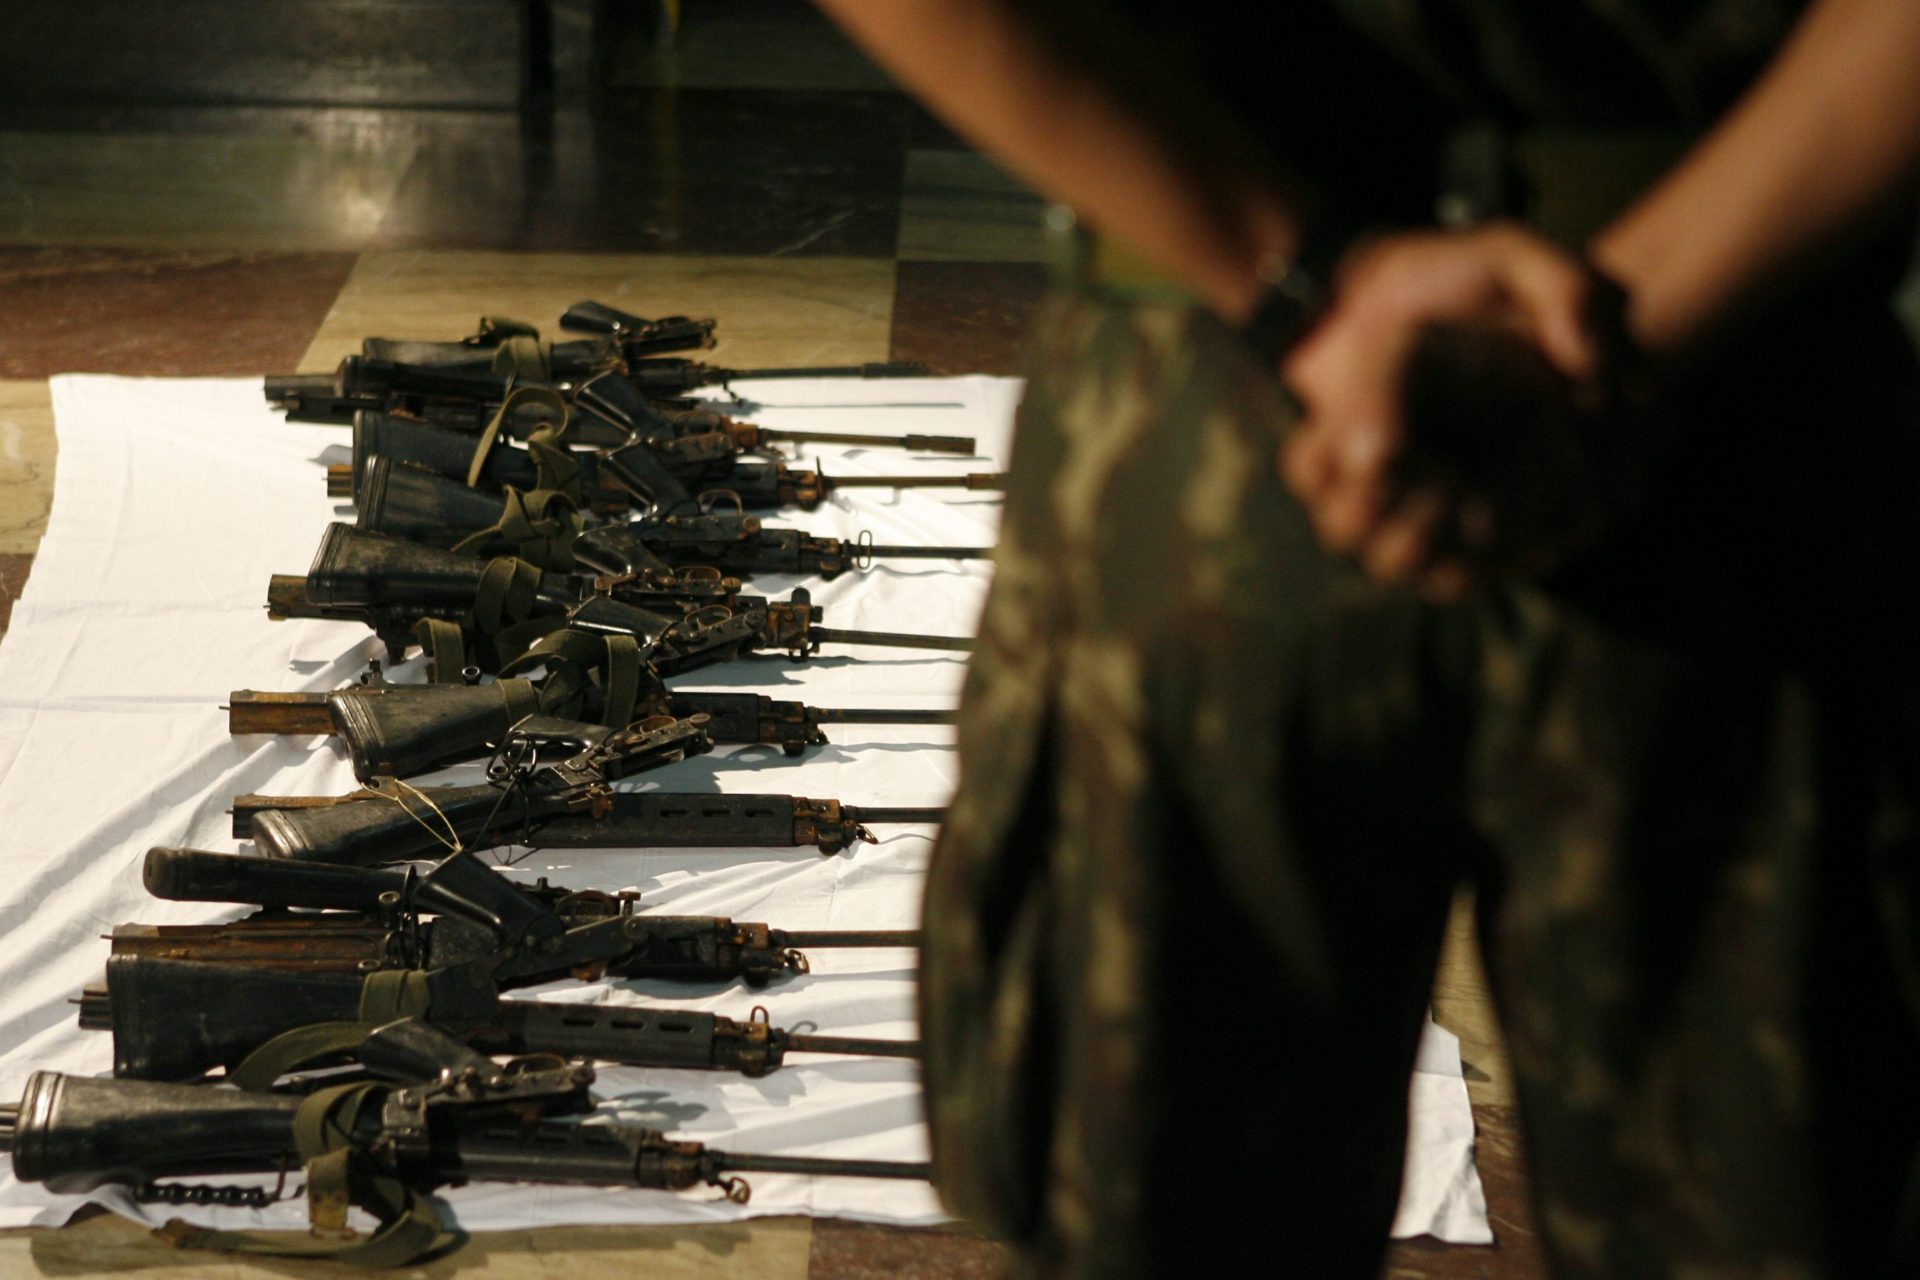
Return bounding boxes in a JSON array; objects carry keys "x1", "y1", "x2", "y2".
[
  {"x1": 714, "y1": 1152, "x2": 931, "y2": 1181},
  {"x1": 759, "y1": 429, "x2": 975, "y2": 454},
  {"x1": 810, "y1": 708, "x2": 955, "y2": 726},
  {"x1": 780, "y1": 929, "x2": 921, "y2": 948},
  {"x1": 823, "y1": 473, "x2": 1004, "y2": 491},
  {"x1": 727, "y1": 362, "x2": 927, "y2": 381},
  {"x1": 859, "y1": 545, "x2": 991, "y2": 560},
  {"x1": 843, "y1": 807, "x2": 945, "y2": 825},
  {"x1": 809, "y1": 626, "x2": 972, "y2": 653},
  {"x1": 782, "y1": 1033, "x2": 921, "y2": 1060}
]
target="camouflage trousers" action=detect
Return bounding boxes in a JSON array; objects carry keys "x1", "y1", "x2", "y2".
[{"x1": 920, "y1": 288, "x2": 1920, "y2": 1278}]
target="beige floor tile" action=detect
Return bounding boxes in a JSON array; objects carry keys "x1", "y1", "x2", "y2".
[
  {"x1": 299, "y1": 253, "x2": 898, "y2": 373},
  {"x1": 0, "y1": 131, "x2": 418, "y2": 253},
  {"x1": 897, "y1": 151, "x2": 1047, "y2": 265},
  {"x1": 1431, "y1": 890, "x2": 1514, "y2": 1109},
  {"x1": 0, "y1": 1211, "x2": 813, "y2": 1280},
  {"x1": 0, "y1": 380, "x2": 54, "y2": 557}
]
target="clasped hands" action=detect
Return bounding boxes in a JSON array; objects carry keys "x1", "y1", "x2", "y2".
[{"x1": 1279, "y1": 222, "x2": 1650, "y2": 600}]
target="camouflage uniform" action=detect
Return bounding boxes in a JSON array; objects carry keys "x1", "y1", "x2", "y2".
[
  {"x1": 917, "y1": 5, "x2": 1920, "y2": 1267},
  {"x1": 924, "y1": 273, "x2": 1920, "y2": 1278}
]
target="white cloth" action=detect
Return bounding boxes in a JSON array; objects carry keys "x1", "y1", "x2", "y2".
[{"x1": 0, "y1": 374, "x2": 1488, "y2": 1244}]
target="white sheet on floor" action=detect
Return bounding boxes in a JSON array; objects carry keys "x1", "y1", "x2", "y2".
[{"x1": 0, "y1": 374, "x2": 1489, "y2": 1244}]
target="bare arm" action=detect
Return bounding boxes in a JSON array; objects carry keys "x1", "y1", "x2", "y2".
[
  {"x1": 813, "y1": 0, "x2": 1300, "y2": 322},
  {"x1": 1285, "y1": 0, "x2": 1920, "y2": 595},
  {"x1": 1593, "y1": 0, "x2": 1920, "y2": 354}
]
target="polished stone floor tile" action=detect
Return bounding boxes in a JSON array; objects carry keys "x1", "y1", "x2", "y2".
[
  {"x1": 897, "y1": 150, "x2": 1047, "y2": 263},
  {"x1": 5, "y1": 1, "x2": 527, "y2": 110},
  {"x1": 371, "y1": 91, "x2": 907, "y2": 256},
  {"x1": 2, "y1": 1208, "x2": 815, "y2": 1279},
  {"x1": 0, "y1": 249, "x2": 355, "y2": 378},
  {"x1": 301, "y1": 250, "x2": 896, "y2": 373},
  {"x1": 0, "y1": 379, "x2": 55, "y2": 556},
  {"x1": 0, "y1": 130, "x2": 419, "y2": 252},
  {"x1": 890, "y1": 261, "x2": 1049, "y2": 376},
  {"x1": 809, "y1": 1218, "x2": 1011, "y2": 1280},
  {"x1": 0, "y1": 553, "x2": 32, "y2": 636}
]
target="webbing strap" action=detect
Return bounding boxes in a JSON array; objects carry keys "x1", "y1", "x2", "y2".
[
  {"x1": 228, "y1": 1021, "x2": 378, "y2": 1093},
  {"x1": 491, "y1": 333, "x2": 553, "y2": 382},
  {"x1": 498, "y1": 628, "x2": 643, "y2": 727},
  {"x1": 467, "y1": 386, "x2": 569, "y2": 488},
  {"x1": 525, "y1": 432, "x2": 587, "y2": 506},
  {"x1": 226, "y1": 973, "x2": 434, "y2": 1093},
  {"x1": 450, "y1": 486, "x2": 583, "y2": 571},
  {"x1": 413, "y1": 618, "x2": 467, "y2": 683},
  {"x1": 153, "y1": 1082, "x2": 451, "y2": 1268},
  {"x1": 470, "y1": 558, "x2": 543, "y2": 634}
]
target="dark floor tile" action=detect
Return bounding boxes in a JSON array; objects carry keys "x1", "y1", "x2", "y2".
[
  {"x1": 809, "y1": 1218, "x2": 1013, "y2": 1280},
  {"x1": 891, "y1": 261, "x2": 1051, "y2": 375},
  {"x1": 373, "y1": 90, "x2": 909, "y2": 255},
  {"x1": 0, "y1": 249, "x2": 354, "y2": 377},
  {"x1": 0, "y1": 553, "x2": 32, "y2": 635},
  {"x1": 1383, "y1": 1104, "x2": 1546, "y2": 1279},
  {"x1": 3, "y1": 1, "x2": 527, "y2": 110}
]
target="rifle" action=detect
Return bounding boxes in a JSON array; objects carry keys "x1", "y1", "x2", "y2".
[
  {"x1": 268, "y1": 524, "x2": 973, "y2": 669},
  {"x1": 80, "y1": 955, "x2": 920, "y2": 1083},
  {"x1": 227, "y1": 713, "x2": 727, "y2": 863},
  {"x1": 233, "y1": 783, "x2": 943, "y2": 861},
  {"x1": 620, "y1": 356, "x2": 929, "y2": 395},
  {"x1": 576, "y1": 510, "x2": 989, "y2": 580},
  {"x1": 4, "y1": 1047, "x2": 926, "y2": 1265},
  {"x1": 136, "y1": 845, "x2": 920, "y2": 988},
  {"x1": 228, "y1": 679, "x2": 955, "y2": 779},
  {"x1": 360, "y1": 305, "x2": 719, "y2": 377},
  {"x1": 351, "y1": 461, "x2": 988, "y2": 581},
  {"x1": 330, "y1": 413, "x2": 999, "y2": 516}
]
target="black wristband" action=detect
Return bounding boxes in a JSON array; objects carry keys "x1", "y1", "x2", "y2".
[{"x1": 1240, "y1": 260, "x2": 1327, "y2": 367}]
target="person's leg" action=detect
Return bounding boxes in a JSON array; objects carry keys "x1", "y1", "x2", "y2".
[{"x1": 922, "y1": 287, "x2": 1481, "y2": 1277}]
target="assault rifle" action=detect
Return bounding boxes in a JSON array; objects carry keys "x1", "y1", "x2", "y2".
[
  {"x1": 228, "y1": 679, "x2": 955, "y2": 779},
  {"x1": 350, "y1": 461, "x2": 988, "y2": 581},
  {"x1": 361, "y1": 304, "x2": 720, "y2": 378},
  {"x1": 4, "y1": 1045, "x2": 926, "y2": 1265},
  {"x1": 269, "y1": 353, "x2": 930, "y2": 430},
  {"x1": 232, "y1": 785, "x2": 945, "y2": 861},
  {"x1": 80, "y1": 955, "x2": 920, "y2": 1083},
  {"x1": 228, "y1": 713, "x2": 730, "y2": 863},
  {"x1": 268, "y1": 524, "x2": 973, "y2": 670},
  {"x1": 331, "y1": 413, "x2": 1002, "y2": 515},
  {"x1": 136, "y1": 845, "x2": 920, "y2": 988}
]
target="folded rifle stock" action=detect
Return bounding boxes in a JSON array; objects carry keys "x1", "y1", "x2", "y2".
[
  {"x1": 135, "y1": 846, "x2": 919, "y2": 988},
  {"x1": 232, "y1": 789, "x2": 945, "y2": 861},
  {"x1": 228, "y1": 680, "x2": 957, "y2": 780}
]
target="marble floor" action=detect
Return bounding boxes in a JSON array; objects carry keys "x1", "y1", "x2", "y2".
[{"x1": 0, "y1": 6, "x2": 1541, "y2": 1278}]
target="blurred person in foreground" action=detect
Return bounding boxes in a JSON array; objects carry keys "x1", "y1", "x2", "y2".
[{"x1": 817, "y1": 2, "x2": 1920, "y2": 1276}]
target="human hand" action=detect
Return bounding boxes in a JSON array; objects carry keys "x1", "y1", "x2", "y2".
[{"x1": 1280, "y1": 223, "x2": 1620, "y2": 599}]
